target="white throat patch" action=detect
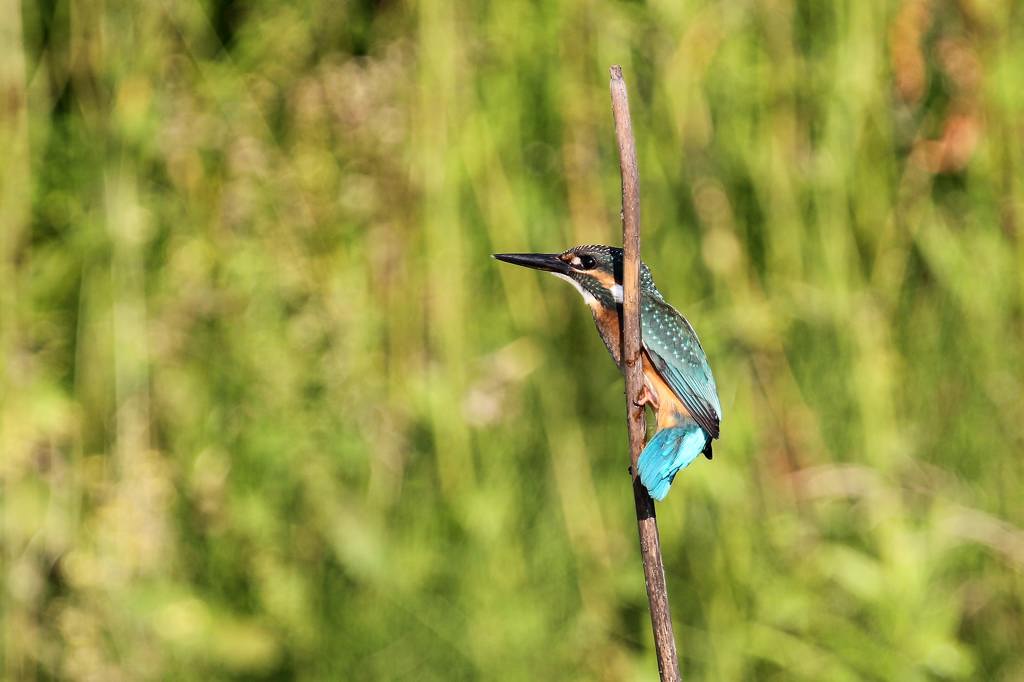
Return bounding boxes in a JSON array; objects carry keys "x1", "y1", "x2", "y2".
[
  {"x1": 551, "y1": 273, "x2": 624, "y2": 306},
  {"x1": 552, "y1": 273, "x2": 598, "y2": 306}
]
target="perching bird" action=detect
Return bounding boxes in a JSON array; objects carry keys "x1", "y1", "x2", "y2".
[{"x1": 494, "y1": 245, "x2": 721, "y2": 501}]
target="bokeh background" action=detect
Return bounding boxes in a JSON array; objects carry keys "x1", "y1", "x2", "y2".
[{"x1": 3, "y1": 0, "x2": 1023, "y2": 679}]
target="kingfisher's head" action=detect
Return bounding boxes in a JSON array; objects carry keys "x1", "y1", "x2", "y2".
[{"x1": 494, "y1": 244, "x2": 656, "y2": 310}]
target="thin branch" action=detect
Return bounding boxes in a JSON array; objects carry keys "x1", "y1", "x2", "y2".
[{"x1": 609, "y1": 64, "x2": 682, "y2": 682}]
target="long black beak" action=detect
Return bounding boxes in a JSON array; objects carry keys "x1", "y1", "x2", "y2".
[{"x1": 492, "y1": 252, "x2": 569, "y2": 274}]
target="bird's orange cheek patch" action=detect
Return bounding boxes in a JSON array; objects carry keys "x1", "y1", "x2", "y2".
[{"x1": 592, "y1": 271, "x2": 617, "y2": 289}]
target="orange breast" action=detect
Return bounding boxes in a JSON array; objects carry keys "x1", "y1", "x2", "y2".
[
  {"x1": 588, "y1": 303, "x2": 691, "y2": 429},
  {"x1": 642, "y1": 352, "x2": 690, "y2": 430}
]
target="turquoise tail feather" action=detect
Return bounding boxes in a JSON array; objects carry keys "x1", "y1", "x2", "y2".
[{"x1": 638, "y1": 424, "x2": 708, "y2": 501}]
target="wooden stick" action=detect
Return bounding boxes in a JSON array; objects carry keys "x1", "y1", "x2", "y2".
[{"x1": 609, "y1": 64, "x2": 682, "y2": 682}]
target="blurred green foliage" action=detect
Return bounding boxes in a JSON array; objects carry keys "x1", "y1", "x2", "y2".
[{"x1": 2, "y1": 0, "x2": 1023, "y2": 679}]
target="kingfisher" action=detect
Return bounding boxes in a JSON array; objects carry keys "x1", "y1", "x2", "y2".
[{"x1": 494, "y1": 245, "x2": 721, "y2": 501}]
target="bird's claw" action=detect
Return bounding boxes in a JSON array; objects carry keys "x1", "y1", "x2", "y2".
[{"x1": 633, "y1": 385, "x2": 659, "y2": 410}]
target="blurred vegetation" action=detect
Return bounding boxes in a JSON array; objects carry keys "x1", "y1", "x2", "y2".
[{"x1": 2, "y1": 0, "x2": 1023, "y2": 679}]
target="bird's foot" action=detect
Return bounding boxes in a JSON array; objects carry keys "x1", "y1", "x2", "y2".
[{"x1": 634, "y1": 384, "x2": 660, "y2": 410}]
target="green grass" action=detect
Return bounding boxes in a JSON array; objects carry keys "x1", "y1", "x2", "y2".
[{"x1": 3, "y1": 0, "x2": 1023, "y2": 679}]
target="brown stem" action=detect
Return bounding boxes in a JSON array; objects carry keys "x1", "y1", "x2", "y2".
[{"x1": 609, "y1": 64, "x2": 682, "y2": 682}]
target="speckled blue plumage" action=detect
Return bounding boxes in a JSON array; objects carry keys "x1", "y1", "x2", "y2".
[
  {"x1": 493, "y1": 244, "x2": 722, "y2": 502},
  {"x1": 568, "y1": 248, "x2": 722, "y2": 499},
  {"x1": 641, "y1": 290, "x2": 721, "y2": 441},
  {"x1": 638, "y1": 424, "x2": 708, "y2": 501}
]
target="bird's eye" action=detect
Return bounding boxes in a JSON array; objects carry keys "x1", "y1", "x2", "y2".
[{"x1": 578, "y1": 255, "x2": 596, "y2": 269}]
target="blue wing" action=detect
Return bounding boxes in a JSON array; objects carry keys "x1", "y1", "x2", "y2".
[{"x1": 640, "y1": 291, "x2": 722, "y2": 439}]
